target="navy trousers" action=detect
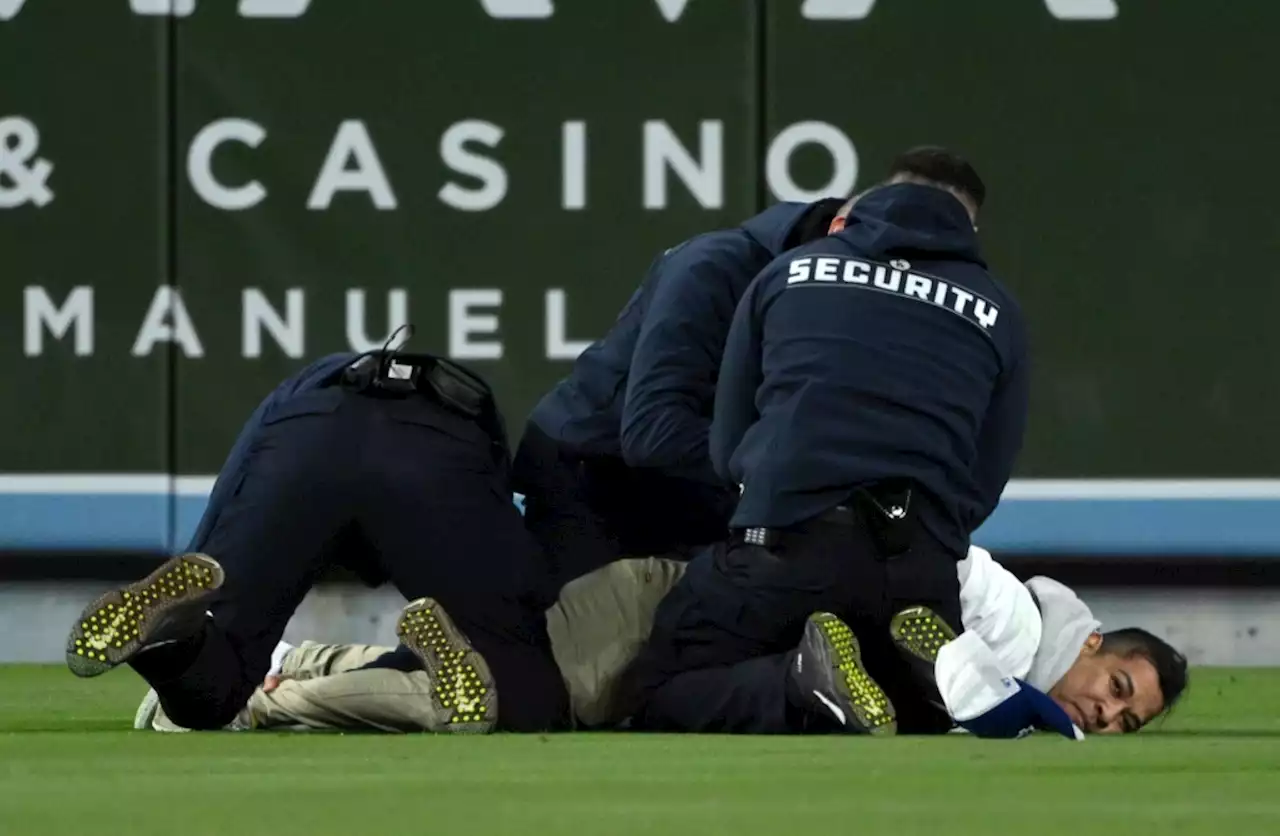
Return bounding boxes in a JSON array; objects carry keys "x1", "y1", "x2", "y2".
[
  {"x1": 132, "y1": 385, "x2": 570, "y2": 733},
  {"x1": 626, "y1": 514, "x2": 963, "y2": 735},
  {"x1": 511, "y1": 421, "x2": 734, "y2": 596}
]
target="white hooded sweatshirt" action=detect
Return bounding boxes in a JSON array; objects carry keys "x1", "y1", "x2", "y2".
[{"x1": 941, "y1": 545, "x2": 1100, "y2": 727}]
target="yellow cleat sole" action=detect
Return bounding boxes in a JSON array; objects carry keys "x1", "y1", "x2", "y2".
[
  {"x1": 810, "y1": 612, "x2": 897, "y2": 736},
  {"x1": 396, "y1": 597, "x2": 498, "y2": 734},
  {"x1": 889, "y1": 606, "x2": 958, "y2": 664},
  {"x1": 65, "y1": 553, "x2": 224, "y2": 679}
]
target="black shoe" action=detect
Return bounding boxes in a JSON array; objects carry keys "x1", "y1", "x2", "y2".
[
  {"x1": 396, "y1": 597, "x2": 498, "y2": 734},
  {"x1": 888, "y1": 605, "x2": 958, "y2": 715},
  {"x1": 66, "y1": 554, "x2": 224, "y2": 678},
  {"x1": 790, "y1": 612, "x2": 897, "y2": 735}
]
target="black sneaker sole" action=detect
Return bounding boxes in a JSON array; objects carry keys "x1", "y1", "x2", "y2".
[
  {"x1": 66, "y1": 554, "x2": 224, "y2": 679},
  {"x1": 807, "y1": 613, "x2": 897, "y2": 736},
  {"x1": 889, "y1": 606, "x2": 958, "y2": 664},
  {"x1": 396, "y1": 598, "x2": 498, "y2": 734}
]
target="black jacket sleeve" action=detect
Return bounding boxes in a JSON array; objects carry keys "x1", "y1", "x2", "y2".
[
  {"x1": 620, "y1": 241, "x2": 742, "y2": 485},
  {"x1": 709, "y1": 274, "x2": 766, "y2": 485},
  {"x1": 968, "y1": 324, "x2": 1031, "y2": 530}
]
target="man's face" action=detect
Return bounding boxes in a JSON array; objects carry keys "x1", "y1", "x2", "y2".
[{"x1": 1048, "y1": 640, "x2": 1165, "y2": 734}]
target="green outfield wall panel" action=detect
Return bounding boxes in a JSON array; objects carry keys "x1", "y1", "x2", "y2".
[
  {"x1": 766, "y1": 0, "x2": 1280, "y2": 477},
  {"x1": 0, "y1": 2, "x2": 171, "y2": 478}
]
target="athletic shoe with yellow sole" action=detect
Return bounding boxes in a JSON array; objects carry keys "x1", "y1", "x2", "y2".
[
  {"x1": 395, "y1": 597, "x2": 498, "y2": 734},
  {"x1": 889, "y1": 605, "x2": 958, "y2": 665},
  {"x1": 66, "y1": 553, "x2": 224, "y2": 679},
  {"x1": 790, "y1": 612, "x2": 897, "y2": 735},
  {"x1": 889, "y1": 605, "x2": 959, "y2": 717}
]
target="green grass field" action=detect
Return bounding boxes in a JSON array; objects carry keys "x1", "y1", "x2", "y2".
[{"x1": 2, "y1": 666, "x2": 1278, "y2": 835}]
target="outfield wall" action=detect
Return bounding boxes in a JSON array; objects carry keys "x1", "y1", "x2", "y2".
[
  {"x1": 3, "y1": 1, "x2": 1278, "y2": 555},
  {"x1": 4, "y1": 477, "x2": 1280, "y2": 556}
]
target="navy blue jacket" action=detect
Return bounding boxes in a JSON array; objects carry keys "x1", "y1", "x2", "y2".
[
  {"x1": 528, "y1": 201, "x2": 841, "y2": 487},
  {"x1": 188, "y1": 353, "x2": 355, "y2": 549},
  {"x1": 711, "y1": 183, "x2": 1029, "y2": 557}
]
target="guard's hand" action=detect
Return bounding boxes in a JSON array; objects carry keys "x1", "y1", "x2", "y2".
[{"x1": 263, "y1": 674, "x2": 287, "y2": 693}]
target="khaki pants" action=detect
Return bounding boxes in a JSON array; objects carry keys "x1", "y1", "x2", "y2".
[{"x1": 152, "y1": 557, "x2": 688, "y2": 733}]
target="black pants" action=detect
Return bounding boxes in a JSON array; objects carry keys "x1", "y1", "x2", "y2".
[
  {"x1": 132, "y1": 386, "x2": 570, "y2": 733},
  {"x1": 626, "y1": 508, "x2": 963, "y2": 734},
  {"x1": 512, "y1": 422, "x2": 733, "y2": 594}
]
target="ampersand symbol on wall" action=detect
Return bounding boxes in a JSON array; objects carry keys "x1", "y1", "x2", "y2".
[{"x1": 0, "y1": 116, "x2": 55, "y2": 208}]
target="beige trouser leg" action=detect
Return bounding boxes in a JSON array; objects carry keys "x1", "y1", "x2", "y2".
[
  {"x1": 547, "y1": 556, "x2": 688, "y2": 728},
  {"x1": 154, "y1": 641, "x2": 451, "y2": 733},
  {"x1": 245, "y1": 668, "x2": 447, "y2": 732},
  {"x1": 277, "y1": 640, "x2": 393, "y2": 680}
]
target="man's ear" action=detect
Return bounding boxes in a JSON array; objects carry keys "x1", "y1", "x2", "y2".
[
  {"x1": 828, "y1": 195, "x2": 858, "y2": 234},
  {"x1": 1082, "y1": 631, "x2": 1103, "y2": 655}
]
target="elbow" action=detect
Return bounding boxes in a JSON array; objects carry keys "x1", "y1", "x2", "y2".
[
  {"x1": 620, "y1": 446, "x2": 650, "y2": 469},
  {"x1": 620, "y1": 412, "x2": 690, "y2": 470},
  {"x1": 620, "y1": 393, "x2": 683, "y2": 468},
  {"x1": 620, "y1": 428, "x2": 667, "y2": 469},
  {"x1": 622, "y1": 397, "x2": 707, "y2": 470},
  {"x1": 620, "y1": 400, "x2": 653, "y2": 467},
  {"x1": 708, "y1": 437, "x2": 733, "y2": 485}
]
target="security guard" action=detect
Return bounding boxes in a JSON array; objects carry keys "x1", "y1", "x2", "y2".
[
  {"x1": 627, "y1": 147, "x2": 1030, "y2": 735},
  {"x1": 514, "y1": 197, "x2": 851, "y2": 591},
  {"x1": 64, "y1": 340, "x2": 570, "y2": 734}
]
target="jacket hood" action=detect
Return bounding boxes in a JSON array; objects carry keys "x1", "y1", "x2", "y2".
[
  {"x1": 835, "y1": 183, "x2": 985, "y2": 266},
  {"x1": 740, "y1": 200, "x2": 839, "y2": 256}
]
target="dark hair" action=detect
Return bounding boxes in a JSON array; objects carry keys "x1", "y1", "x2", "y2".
[
  {"x1": 1101, "y1": 628, "x2": 1189, "y2": 718},
  {"x1": 887, "y1": 146, "x2": 987, "y2": 210}
]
